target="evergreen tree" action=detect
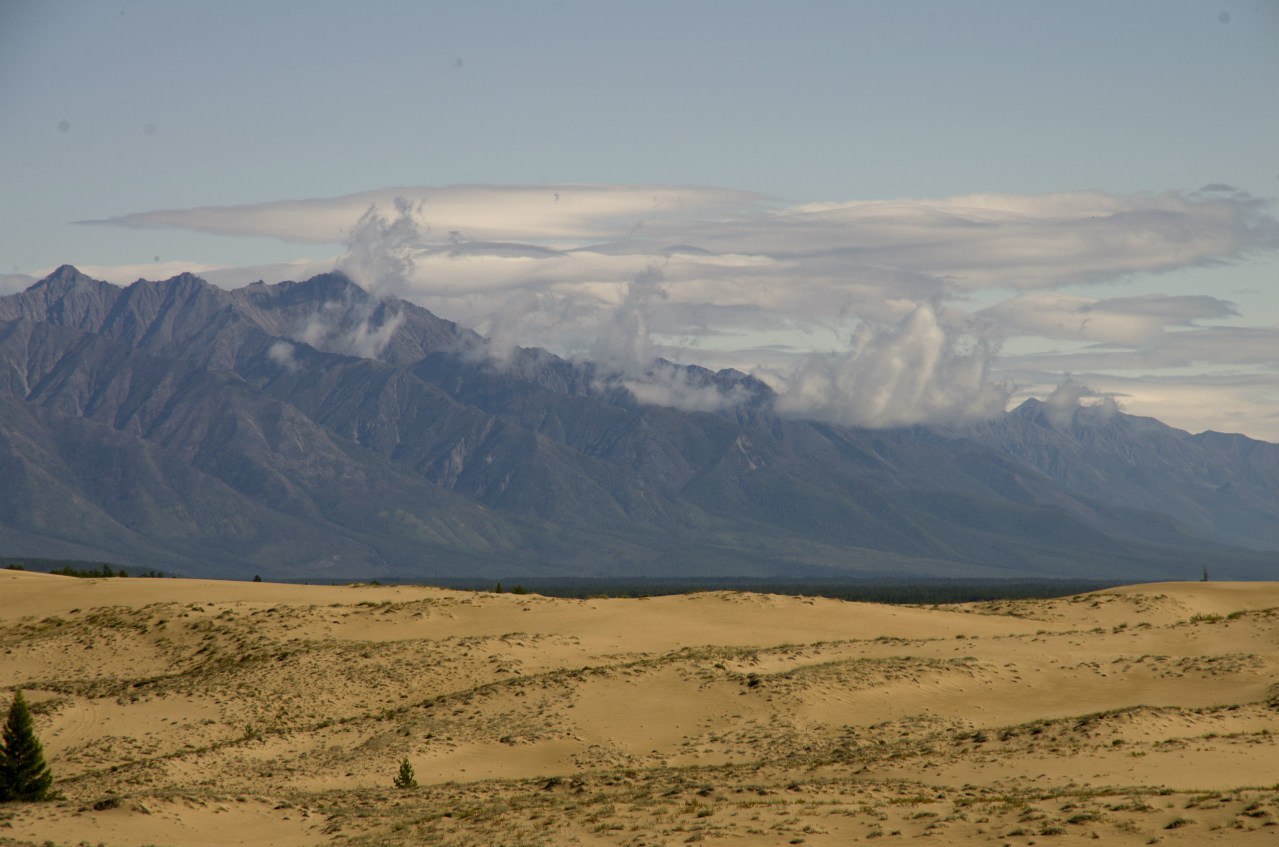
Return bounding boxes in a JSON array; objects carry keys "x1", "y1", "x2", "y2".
[
  {"x1": 0, "y1": 691, "x2": 54, "y2": 802},
  {"x1": 393, "y1": 757, "x2": 417, "y2": 789}
]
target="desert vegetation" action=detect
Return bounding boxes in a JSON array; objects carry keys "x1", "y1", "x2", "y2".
[{"x1": 0, "y1": 570, "x2": 1276, "y2": 845}]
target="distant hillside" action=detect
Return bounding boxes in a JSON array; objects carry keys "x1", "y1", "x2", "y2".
[
  {"x1": 0, "y1": 267, "x2": 1273, "y2": 580},
  {"x1": 949, "y1": 399, "x2": 1278, "y2": 552}
]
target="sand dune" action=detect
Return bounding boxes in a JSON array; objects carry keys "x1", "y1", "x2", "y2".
[{"x1": 1, "y1": 571, "x2": 1276, "y2": 845}]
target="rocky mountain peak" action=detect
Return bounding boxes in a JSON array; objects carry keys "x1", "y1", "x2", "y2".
[{"x1": 0, "y1": 266, "x2": 1272, "y2": 579}]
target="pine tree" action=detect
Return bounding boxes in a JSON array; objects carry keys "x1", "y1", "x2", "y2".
[
  {"x1": 0, "y1": 691, "x2": 54, "y2": 802},
  {"x1": 393, "y1": 757, "x2": 417, "y2": 789}
]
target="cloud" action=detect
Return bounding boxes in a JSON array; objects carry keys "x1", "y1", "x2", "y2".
[
  {"x1": 980, "y1": 292, "x2": 1241, "y2": 345},
  {"x1": 81, "y1": 186, "x2": 1277, "y2": 301},
  {"x1": 590, "y1": 266, "x2": 754, "y2": 413},
  {"x1": 773, "y1": 303, "x2": 1010, "y2": 428},
  {"x1": 267, "y1": 340, "x2": 300, "y2": 372},
  {"x1": 198, "y1": 259, "x2": 339, "y2": 290},
  {"x1": 478, "y1": 264, "x2": 753, "y2": 414},
  {"x1": 622, "y1": 362, "x2": 752, "y2": 414},
  {"x1": 588, "y1": 264, "x2": 668, "y2": 377},
  {"x1": 336, "y1": 197, "x2": 423, "y2": 295},
  {"x1": 1000, "y1": 325, "x2": 1279, "y2": 371},
  {"x1": 1004, "y1": 371, "x2": 1279, "y2": 440},
  {"x1": 258, "y1": 201, "x2": 421, "y2": 362},
  {"x1": 78, "y1": 184, "x2": 763, "y2": 245},
  {"x1": 78, "y1": 184, "x2": 1279, "y2": 435},
  {"x1": 1042, "y1": 379, "x2": 1118, "y2": 428},
  {"x1": 295, "y1": 301, "x2": 406, "y2": 361}
]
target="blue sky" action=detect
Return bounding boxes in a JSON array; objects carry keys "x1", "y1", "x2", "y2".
[{"x1": 2, "y1": 0, "x2": 1277, "y2": 436}]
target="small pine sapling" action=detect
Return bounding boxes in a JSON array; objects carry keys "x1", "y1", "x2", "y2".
[
  {"x1": 393, "y1": 757, "x2": 417, "y2": 789},
  {"x1": 0, "y1": 691, "x2": 54, "y2": 801}
]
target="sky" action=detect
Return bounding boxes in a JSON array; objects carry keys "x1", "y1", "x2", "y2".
[{"x1": 2, "y1": 0, "x2": 1277, "y2": 438}]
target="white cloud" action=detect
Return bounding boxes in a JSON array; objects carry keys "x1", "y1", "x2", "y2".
[
  {"x1": 588, "y1": 264, "x2": 667, "y2": 377},
  {"x1": 979, "y1": 292, "x2": 1243, "y2": 346},
  {"x1": 1041, "y1": 379, "x2": 1119, "y2": 428},
  {"x1": 1005, "y1": 371, "x2": 1279, "y2": 440},
  {"x1": 289, "y1": 295, "x2": 406, "y2": 362},
  {"x1": 1000, "y1": 325, "x2": 1279, "y2": 371},
  {"x1": 78, "y1": 184, "x2": 763, "y2": 246},
  {"x1": 622, "y1": 362, "x2": 751, "y2": 414},
  {"x1": 81, "y1": 186, "x2": 1277, "y2": 301},
  {"x1": 267, "y1": 340, "x2": 300, "y2": 372},
  {"x1": 76, "y1": 184, "x2": 1279, "y2": 437},
  {"x1": 336, "y1": 198, "x2": 422, "y2": 295},
  {"x1": 773, "y1": 303, "x2": 1010, "y2": 428}
]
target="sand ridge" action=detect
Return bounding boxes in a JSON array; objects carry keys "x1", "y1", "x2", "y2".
[{"x1": 1, "y1": 571, "x2": 1276, "y2": 845}]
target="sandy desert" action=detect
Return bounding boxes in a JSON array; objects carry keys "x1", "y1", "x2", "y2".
[{"x1": 1, "y1": 570, "x2": 1276, "y2": 846}]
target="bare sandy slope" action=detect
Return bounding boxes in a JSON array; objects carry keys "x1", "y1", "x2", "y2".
[{"x1": 1, "y1": 571, "x2": 1276, "y2": 846}]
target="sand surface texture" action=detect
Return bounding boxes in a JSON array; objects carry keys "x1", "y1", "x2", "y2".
[{"x1": 1, "y1": 571, "x2": 1276, "y2": 845}]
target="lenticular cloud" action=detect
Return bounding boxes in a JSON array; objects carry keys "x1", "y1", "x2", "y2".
[{"x1": 82, "y1": 184, "x2": 1279, "y2": 428}]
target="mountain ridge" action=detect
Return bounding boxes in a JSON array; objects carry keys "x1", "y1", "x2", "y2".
[{"x1": 1, "y1": 267, "x2": 1273, "y2": 580}]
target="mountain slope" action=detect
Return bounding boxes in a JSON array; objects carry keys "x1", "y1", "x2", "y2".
[
  {"x1": 949, "y1": 399, "x2": 1278, "y2": 552},
  {"x1": 0, "y1": 267, "x2": 1272, "y2": 580}
]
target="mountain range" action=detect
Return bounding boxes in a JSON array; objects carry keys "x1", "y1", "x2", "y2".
[{"x1": 0, "y1": 266, "x2": 1273, "y2": 581}]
